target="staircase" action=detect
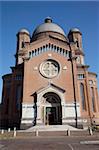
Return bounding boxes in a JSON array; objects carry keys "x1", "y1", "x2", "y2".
[
  {"x1": 25, "y1": 125, "x2": 82, "y2": 132},
  {"x1": 16, "y1": 125, "x2": 99, "y2": 137}
]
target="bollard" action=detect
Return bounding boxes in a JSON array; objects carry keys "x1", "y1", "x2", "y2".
[
  {"x1": 13, "y1": 127, "x2": 17, "y2": 137},
  {"x1": 67, "y1": 128, "x2": 70, "y2": 136},
  {"x1": 14, "y1": 127, "x2": 16, "y2": 131},
  {"x1": 88, "y1": 126, "x2": 93, "y2": 136},
  {"x1": 36, "y1": 130, "x2": 39, "y2": 136},
  {"x1": 1, "y1": 129, "x2": 4, "y2": 134},
  {"x1": 8, "y1": 128, "x2": 11, "y2": 132}
]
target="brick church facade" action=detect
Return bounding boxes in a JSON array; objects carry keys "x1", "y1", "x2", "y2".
[{"x1": 0, "y1": 17, "x2": 99, "y2": 129}]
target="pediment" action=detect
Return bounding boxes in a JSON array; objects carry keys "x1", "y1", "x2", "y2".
[{"x1": 36, "y1": 83, "x2": 65, "y2": 94}]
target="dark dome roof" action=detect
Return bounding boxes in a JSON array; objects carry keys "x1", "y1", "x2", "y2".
[
  {"x1": 18, "y1": 28, "x2": 30, "y2": 35},
  {"x1": 33, "y1": 17, "x2": 66, "y2": 36},
  {"x1": 70, "y1": 28, "x2": 80, "y2": 32}
]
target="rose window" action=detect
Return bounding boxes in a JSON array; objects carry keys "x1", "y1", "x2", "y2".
[{"x1": 40, "y1": 59, "x2": 60, "y2": 78}]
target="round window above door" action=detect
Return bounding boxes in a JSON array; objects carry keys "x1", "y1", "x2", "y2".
[{"x1": 39, "y1": 59, "x2": 60, "y2": 78}]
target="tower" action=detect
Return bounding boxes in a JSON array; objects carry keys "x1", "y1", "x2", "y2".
[
  {"x1": 16, "y1": 29, "x2": 30, "y2": 65},
  {"x1": 68, "y1": 28, "x2": 85, "y2": 65}
]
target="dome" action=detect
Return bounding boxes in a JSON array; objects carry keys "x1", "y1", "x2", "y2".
[
  {"x1": 19, "y1": 28, "x2": 30, "y2": 35},
  {"x1": 33, "y1": 17, "x2": 66, "y2": 36},
  {"x1": 70, "y1": 28, "x2": 80, "y2": 32}
]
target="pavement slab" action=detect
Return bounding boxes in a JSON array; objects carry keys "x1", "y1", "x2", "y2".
[{"x1": 0, "y1": 136, "x2": 99, "y2": 150}]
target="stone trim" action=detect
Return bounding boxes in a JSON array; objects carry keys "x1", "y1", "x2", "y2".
[{"x1": 28, "y1": 43, "x2": 70, "y2": 59}]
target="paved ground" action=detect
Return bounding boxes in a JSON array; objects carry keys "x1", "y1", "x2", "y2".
[{"x1": 0, "y1": 136, "x2": 99, "y2": 150}]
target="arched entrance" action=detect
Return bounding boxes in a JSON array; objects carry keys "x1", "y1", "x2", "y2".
[{"x1": 41, "y1": 92, "x2": 62, "y2": 125}]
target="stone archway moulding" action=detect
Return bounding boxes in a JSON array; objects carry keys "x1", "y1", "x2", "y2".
[{"x1": 36, "y1": 84, "x2": 65, "y2": 106}]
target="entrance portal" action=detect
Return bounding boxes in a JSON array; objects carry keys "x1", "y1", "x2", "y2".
[
  {"x1": 42, "y1": 92, "x2": 62, "y2": 125},
  {"x1": 46, "y1": 107, "x2": 56, "y2": 125}
]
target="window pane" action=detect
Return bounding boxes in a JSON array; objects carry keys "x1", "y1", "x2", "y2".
[
  {"x1": 80, "y1": 83, "x2": 86, "y2": 110},
  {"x1": 91, "y1": 87, "x2": 95, "y2": 112}
]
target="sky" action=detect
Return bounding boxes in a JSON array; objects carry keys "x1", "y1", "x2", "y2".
[{"x1": 0, "y1": 1, "x2": 99, "y2": 102}]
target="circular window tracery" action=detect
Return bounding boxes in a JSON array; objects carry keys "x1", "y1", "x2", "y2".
[{"x1": 39, "y1": 59, "x2": 60, "y2": 78}]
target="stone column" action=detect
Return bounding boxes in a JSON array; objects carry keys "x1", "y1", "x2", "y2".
[{"x1": 36, "y1": 103, "x2": 42, "y2": 125}]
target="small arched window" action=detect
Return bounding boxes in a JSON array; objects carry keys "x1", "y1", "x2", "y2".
[
  {"x1": 5, "y1": 98, "x2": 9, "y2": 114},
  {"x1": 21, "y1": 41, "x2": 25, "y2": 48},
  {"x1": 80, "y1": 83, "x2": 86, "y2": 110},
  {"x1": 91, "y1": 87, "x2": 96, "y2": 112},
  {"x1": 16, "y1": 85, "x2": 21, "y2": 110},
  {"x1": 76, "y1": 41, "x2": 79, "y2": 48}
]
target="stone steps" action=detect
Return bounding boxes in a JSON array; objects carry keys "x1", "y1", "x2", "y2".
[{"x1": 25, "y1": 125, "x2": 81, "y2": 132}]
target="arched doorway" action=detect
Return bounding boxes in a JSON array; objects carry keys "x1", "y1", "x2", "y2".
[{"x1": 41, "y1": 92, "x2": 62, "y2": 125}]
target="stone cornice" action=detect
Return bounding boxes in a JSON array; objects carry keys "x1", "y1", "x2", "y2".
[{"x1": 77, "y1": 64, "x2": 89, "y2": 69}]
